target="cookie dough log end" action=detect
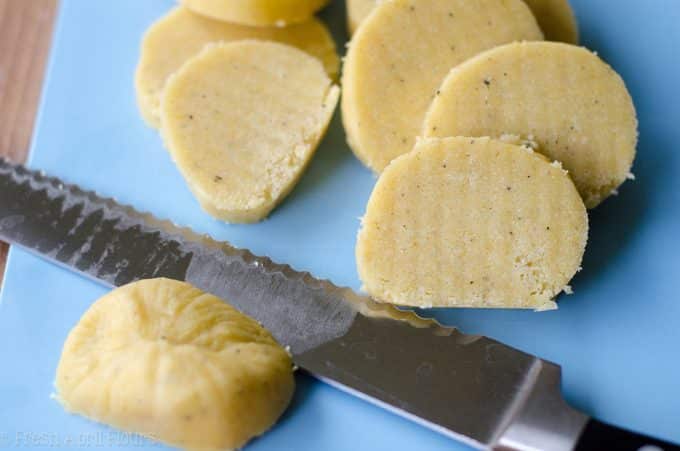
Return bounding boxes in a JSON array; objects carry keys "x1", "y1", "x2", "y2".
[{"x1": 55, "y1": 278, "x2": 295, "y2": 450}]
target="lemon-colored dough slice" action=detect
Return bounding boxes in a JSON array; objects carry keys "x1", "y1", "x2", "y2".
[
  {"x1": 135, "y1": 6, "x2": 339, "y2": 128},
  {"x1": 181, "y1": 0, "x2": 328, "y2": 27},
  {"x1": 346, "y1": 0, "x2": 578, "y2": 42},
  {"x1": 423, "y1": 42, "x2": 637, "y2": 208},
  {"x1": 341, "y1": 0, "x2": 543, "y2": 172},
  {"x1": 55, "y1": 278, "x2": 295, "y2": 450},
  {"x1": 161, "y1": 41, "x2": 339, "y2": 223},
  {"x1": 356, "y1": 137, "x2": 588, "y2": 309}
]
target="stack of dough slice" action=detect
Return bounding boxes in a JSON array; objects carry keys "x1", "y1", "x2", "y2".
[
  {"x1": 342, "y1": 0, "x2": 543, "y2": 173},
  {"x1": 161, "y1": 41, "x2": 339, "y2": 223},
  {"x1": 182, "y1": 0, "x2": 329, "y2": 27},
  {"x1": 356, "y1": 137, "x2": 588, "y2": 309},
  {"x1": 135, "y1": 6, "x2": 339, "y2": 128},
  {"x1": 423, "y1": 41, "x2": 638, "y2": 208}
]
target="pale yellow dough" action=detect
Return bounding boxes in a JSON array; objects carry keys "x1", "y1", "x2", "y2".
[
  {"x1": 423, "y1": 42, "x2": 637, "y2": 208},
  {"x1": 55, "y1": 278, "x2": 294, "y2": 450},
  {"x1": 161, "y1": 41, "x2": 339, "y2": 223},
  {"x1": 346, "y1": 0, "x2": 578, "y2": 42},
  {"x1": 356, "y1": 137, "x2": 588, "y2": 309},
  {"x1": 341, "y1": 0, "x2": 543, "y2": 172},
  {"x1": 181, "y1": 0, "x2": 328, "y2": 26},
  {"x1": 135, "y1": 6, "x2": 339, "y2": 128}
]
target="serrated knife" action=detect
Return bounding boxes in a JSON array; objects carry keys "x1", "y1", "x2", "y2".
[{"x1": 0, "y1": 159, "x2": 677, "y2": 451}]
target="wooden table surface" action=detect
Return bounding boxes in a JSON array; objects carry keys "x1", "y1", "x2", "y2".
[{"x1": 0, "y1": 0, "x2": 58, "y2": 284}]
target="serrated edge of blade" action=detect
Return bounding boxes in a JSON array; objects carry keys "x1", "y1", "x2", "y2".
[{"x1": 0, "y1": 158, "x2": 472, "y2": 339}]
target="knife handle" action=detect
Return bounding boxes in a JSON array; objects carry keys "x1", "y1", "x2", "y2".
[{"x1": 574, "y1": 418, "x2": 680, "y2": 451}]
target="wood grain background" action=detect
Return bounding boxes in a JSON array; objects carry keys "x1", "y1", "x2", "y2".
[{"x1": 0, "y1": 0, "x2": 58, "y2": 283}]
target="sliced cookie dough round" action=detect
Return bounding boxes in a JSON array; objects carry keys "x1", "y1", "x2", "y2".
[
  {"x1": 161, "y1": 40, "x2": 339, "y2": 223},
  {"x1": 423, "y1": 41, "x2": 637, "y2": 208},
  {"x1": 55, "y1": 278, "x2": 294, "y2": 450},
  {"x1": 181, "y1": 0, "x2": 328, "y2": 27},
  {"x1": 356, "y1": 137, "x2": 588, "y2": 309},
  {"x1": 346, "y1": 0, "x2": 577, "y2": 42},
  {"x1": 135, "y1": 6, "x2": 339, "y2": 128},
  {"x1": 523, "y1": 0, "x2": 578, "y2": 43},
  {"x1": 341, "y1": 0, "x2": 543, "y2": 173}
]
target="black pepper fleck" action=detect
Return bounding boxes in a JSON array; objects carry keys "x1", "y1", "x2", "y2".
[
  {"x1": 483, "y1": 78, "x2": 491, "y2": 86},
  {"x1": 214, "y1": 175, "x2": 223, "y2": 182}
]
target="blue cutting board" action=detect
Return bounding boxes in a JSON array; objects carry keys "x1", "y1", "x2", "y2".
[{"x1": 1, "y1": 0, "x2": 679, "y2": 449}]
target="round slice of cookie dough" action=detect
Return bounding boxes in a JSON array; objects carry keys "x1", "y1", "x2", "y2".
[
  {"x1": 341, "y1": 0, "x2": 543, "y2": 173},
  {"x1": 346, "y1": 0, "x2": 577, "y2": 42},
  {"x1": 356, "y1": 137, "x2": 588, "y2": 309},
  {"x1": 135, "y1": 6, "x2": 339, "y2": 128},
  {"x1": 181, "y1": 0, "x2": 328, "y2": 27},
  {"x1": 55, "y1": 278, "x2": 295, "y2": 450},
  {"x1": 423, "y1": 41, "x2": 637, "y2": 208},
  {"x1": 161, "y1": 41, "x2": 339, "y2": 223}
]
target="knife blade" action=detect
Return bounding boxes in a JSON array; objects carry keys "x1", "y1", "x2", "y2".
[{"x1": 0, "y1": 158, "x2": 677, "y2": 451}]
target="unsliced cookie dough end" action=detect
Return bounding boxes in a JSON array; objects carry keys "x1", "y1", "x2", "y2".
[
  {"x1": 161, "y1": 41, "x2": 339, "y2": 223},
  {"x1": 55, "y1": 278, "x2": 294, "y2": 451},
  {"x1": 356, "y1": 137, "x2": 588, "y2": 309}
]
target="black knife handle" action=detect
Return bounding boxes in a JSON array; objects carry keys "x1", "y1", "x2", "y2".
[{"x1": 575, "y1": 418, "x2": 680, "y2": 451}]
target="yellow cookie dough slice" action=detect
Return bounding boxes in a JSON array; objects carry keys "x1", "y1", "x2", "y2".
[
  {"x1": 341, "y1": 0, "x2": 543, "y2": 173},
  {"x1": 356, "y1": 137, "x2": 588, "y2": 309},
  {"x1": 135, "y1": 6, "x2": 339, "y2": 128},
  {"x1": 346, "y1": 0, "x2": 578, "y2": 42},
  {"x1": 55, "y1": 278, "x2": 294, "y2": 450},
  {"x1": 161, "y1": 41, "x2": 339, "y2": 223},
  {"x1": 423, "y1": 42, "x2": 637, "y2": 208},
  {"x1": 181, "y1": 0, "x2": 328, "y2": 27}
]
